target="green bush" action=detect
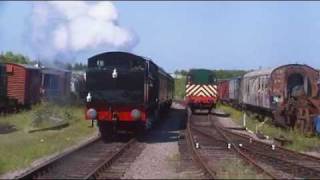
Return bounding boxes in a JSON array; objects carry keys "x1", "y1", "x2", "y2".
[{"x1": 174, "y1": 76, "x2": 186, "y2": 100}]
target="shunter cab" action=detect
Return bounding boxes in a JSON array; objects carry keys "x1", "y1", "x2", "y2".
[
  {"x1": 185, "y1": 69, "x2": 218, "y2": 113},
  {"x1": 85, "y1": 51, "x2": 173, "y2": 139}
]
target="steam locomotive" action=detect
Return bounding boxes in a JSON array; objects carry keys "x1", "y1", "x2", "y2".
[{"x1": 85, "y1": 52, "x2": 174, "y2": 139}]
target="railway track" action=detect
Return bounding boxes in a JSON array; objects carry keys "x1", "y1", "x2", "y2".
[
  {"x1": 187, "y1": 112, "x2": 271, "y2": 179},
  {"x1": 217, "y1": 119, "x2": 320, "y2": 179},
  {"x1": 178, "y1": 118, "x2": 212, "y2": 179},
  {"x1": 187, "y1": 109, "x2": 320, "y2": 179},
  {"x1": 17, "y1": 135, "x2": 143, "y2": 179}
]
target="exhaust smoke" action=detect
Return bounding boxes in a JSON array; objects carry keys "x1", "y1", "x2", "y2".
[{"x1": 27, "y1": 1, "x2": 138, "y2": 62}]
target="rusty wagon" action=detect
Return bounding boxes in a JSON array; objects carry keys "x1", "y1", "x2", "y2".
[{"x1": 241, "y1": 64, "x2": 320, "y2": 134}]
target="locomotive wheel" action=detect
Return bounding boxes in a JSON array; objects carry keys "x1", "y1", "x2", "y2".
[{"x1": 97, "y1": 121, "x2": 114, "y2": 142}]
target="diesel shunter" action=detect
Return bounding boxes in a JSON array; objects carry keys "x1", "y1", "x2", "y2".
[{"x1": 185, "y1": 69, "x2": 218, "y2": 113}]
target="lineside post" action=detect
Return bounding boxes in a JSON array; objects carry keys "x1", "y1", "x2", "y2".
[{"x1": 243, "y1": 111, "x2": 246, "y2": 127}]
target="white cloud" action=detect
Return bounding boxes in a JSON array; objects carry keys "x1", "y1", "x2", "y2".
[{"x1": 27, "y1": 1, "x2": 138, "y2": 61}]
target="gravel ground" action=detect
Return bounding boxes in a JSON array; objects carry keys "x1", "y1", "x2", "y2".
[{"x1": 123, "y1": 103, "x2": 190, "y2": 179}]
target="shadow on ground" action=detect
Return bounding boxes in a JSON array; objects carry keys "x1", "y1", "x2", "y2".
[{"x1": 139, "y1": 108, "x2": 187, "y2": 144}]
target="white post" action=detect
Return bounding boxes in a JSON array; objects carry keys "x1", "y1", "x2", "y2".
[{"x1": 243, "y1": 111, "x2": 246, "y2": 127}]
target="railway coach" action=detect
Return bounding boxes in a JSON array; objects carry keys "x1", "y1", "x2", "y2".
[
  {"x1": 185, "y1": 69, "x2": 218, "y2": 113},
  {"x1": 85, "y1": 51, "x2": 174, "y2": 139},
  {"x1": 228, "y1": 76, "x2": 242, "y2": 108},
  {"x1": 221, "y1": 64, "x2": 320, "y2": 134}
]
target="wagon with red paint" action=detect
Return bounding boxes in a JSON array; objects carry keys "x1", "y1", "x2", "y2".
[{"x1": 5, "y1": 63, "x2": 41, "y2": 107}]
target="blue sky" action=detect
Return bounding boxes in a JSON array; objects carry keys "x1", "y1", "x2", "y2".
[{"x1": 1, "y1": 1, "x2": 320, "y2": 73}]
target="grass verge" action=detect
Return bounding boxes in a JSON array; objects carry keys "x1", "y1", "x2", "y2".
[
  {"x1": 215, "y1": 158, "x2": 270, "y2": 179},
  {"x1": 0, "y1": 103, "x2": 97, "y2": 175},
  {"x1": 217, "y1": 104, "x2": 320, "y2": 152}
]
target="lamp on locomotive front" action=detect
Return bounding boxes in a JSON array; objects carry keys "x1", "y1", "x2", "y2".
[
  {"x1": 86, "y1": 92, "x2": 92, "y2": 102},
  {"x1": 112, "y1": 68, "x2": 118, "y2": 79}
]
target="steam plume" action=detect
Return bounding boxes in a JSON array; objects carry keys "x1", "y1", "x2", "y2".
[{"x1": 27, "y1": 1, "x2": 138, "y2": 62}]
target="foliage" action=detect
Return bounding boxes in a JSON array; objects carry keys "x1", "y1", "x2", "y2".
[
  {"x1": 174, "y1": 69, "x2": 248, "y2": 80},
  {"x1": 0, "y1": 51, "x2": 31, "y2": 64},
  {"x1": 31, "y1": 102, "x2": 79, "y2": 129},
  {"x1": 216, "y1": 158, "x2": 269, "y2": 179},
  {"x1": 174, "y1": 76, "x2": 186, "y2": 99},
  {"x1": 212, "y1": 69, "x2": 247, "y2": 80},
  {"x1": 174, "y1": 69, "x2": 188, "y2": 76},
  {"x1": 72, "y1": 62, "x2": 87, "y2": 71}
]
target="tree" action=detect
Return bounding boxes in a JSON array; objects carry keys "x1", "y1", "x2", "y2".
[
  {"x1": 66, "y1": 63, "x2": 72, "y2": 70},
  {"x1": 212, "y1": 69, "x2": 247, "y2": 80},
  {"x1": 72, "y1": 62, "x2": 87, "y2": 71},
  {"x1": 0, "y1": 51, "x2": 31, "y2": 64}
]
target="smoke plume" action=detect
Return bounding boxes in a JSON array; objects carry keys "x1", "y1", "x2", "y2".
[{"x1": 27, "y1": 1, "x2": 138, "y2": 62}]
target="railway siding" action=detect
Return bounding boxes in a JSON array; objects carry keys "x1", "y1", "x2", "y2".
[
  {"x1": 211, "y1": 111, "x2": 320, "y2": 179},
  {"x1": 186, "y1": 107, "x2": 320, "y2": 179},
  {"x1": 218, "y1": 104, "x2": 320, "y2": 152},
  {"x1": 187, "y1": 111, "x2": 270, "y2": 179}
]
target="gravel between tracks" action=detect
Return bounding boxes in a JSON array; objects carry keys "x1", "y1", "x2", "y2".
[{"x1": 123, "y1": 103, "x2": 191, "y2": 179}]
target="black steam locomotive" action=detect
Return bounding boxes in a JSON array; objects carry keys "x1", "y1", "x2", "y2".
[{"x1": 85, "y1": 52, "x2": 174, "y2": 139}]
